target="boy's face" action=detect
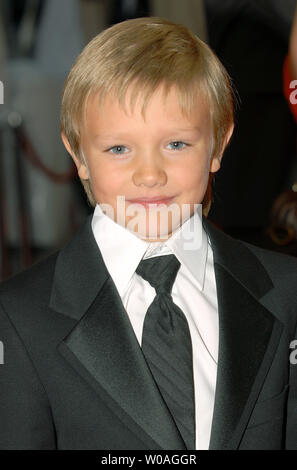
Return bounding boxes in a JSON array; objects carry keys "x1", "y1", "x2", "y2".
[{"x1": 63, "y1": 85, "x2": 231, "y2": 241}]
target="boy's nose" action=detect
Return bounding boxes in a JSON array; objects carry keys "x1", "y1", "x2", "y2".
[{"x1": 132, "y1": 161, "x2": 167, "y2": 187}]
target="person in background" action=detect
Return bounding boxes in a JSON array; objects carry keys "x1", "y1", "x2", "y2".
[{"x1": 205, "y1": 0, "x2": 297, "y2": 231}]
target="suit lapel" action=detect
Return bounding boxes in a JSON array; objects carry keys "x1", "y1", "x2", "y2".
[
  {"x1": 51, "y1": 215, "x2": 186, "y2": 450},
  {"x1": 202, "y1": 218, "x2": 284, "y2": 449}
]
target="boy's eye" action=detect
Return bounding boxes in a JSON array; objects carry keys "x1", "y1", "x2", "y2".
[
  {"x1": 107, "y1": 145, "x2": 129, "y2": 155},
  {"x1": 106, "y1": 141, "x2": 189, "y2": 154},
  {"x1": 166, "y1": 141, "x2": 188, "y2": 150}
]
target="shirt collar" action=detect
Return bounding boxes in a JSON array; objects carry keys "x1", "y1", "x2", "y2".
[{"x1": 91, "y1": 203, "x2": 208, "y2": 296}]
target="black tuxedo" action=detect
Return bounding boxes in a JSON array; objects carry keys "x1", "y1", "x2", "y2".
[{"x1": 0, "y1": 215, "x2": 297, "y2": 449}]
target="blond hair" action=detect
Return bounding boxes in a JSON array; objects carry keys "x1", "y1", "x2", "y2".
[{"x1": 60, "y1": 16, "x2": 234, "y2": 214}]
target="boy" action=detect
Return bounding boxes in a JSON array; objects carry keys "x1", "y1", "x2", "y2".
[{"x1": 1, "y1": 17, "x2": 297, "y2": 450}]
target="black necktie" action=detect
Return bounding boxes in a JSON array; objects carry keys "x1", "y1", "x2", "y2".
[{"x1": 136, "y1": 254, "x2": 196, "y2": 450}]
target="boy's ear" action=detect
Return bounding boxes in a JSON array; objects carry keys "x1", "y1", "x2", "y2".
[
  {"x1": 210, "y1": 122, "x2": 234, "y2": 173},
  {"x1": 61, "y1": 132, "x2": 89, "y2": 180}
]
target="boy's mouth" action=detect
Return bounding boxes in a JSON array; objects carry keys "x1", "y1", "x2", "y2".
[{"x1": 126, "y1": 196, "x2": 176, "y2": 208}]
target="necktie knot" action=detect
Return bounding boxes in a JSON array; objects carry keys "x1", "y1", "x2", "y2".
[{"x1": 136, "y1": 254, "x2": 181, "y2": 295}]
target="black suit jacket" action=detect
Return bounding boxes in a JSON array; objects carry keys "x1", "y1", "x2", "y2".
[{"x1": 0, "y1": 215, "x2": 297, "y2": 449}]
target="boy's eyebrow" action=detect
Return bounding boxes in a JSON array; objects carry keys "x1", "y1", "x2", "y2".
[
  {"x1": 93, "y1": 127, "x2": 202, "y2": 140},
  {"x1": 167, "y1": 127, "x2": 201, "y2": 133}
]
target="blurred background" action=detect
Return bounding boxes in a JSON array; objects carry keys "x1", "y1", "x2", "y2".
[{"x1": 0, "y1": 0, "x2": 297, "y2": 281}]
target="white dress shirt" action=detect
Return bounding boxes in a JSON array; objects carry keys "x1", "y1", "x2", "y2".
[{"x1": 91, "y1": 203, "x2": 219, "y2": 450}]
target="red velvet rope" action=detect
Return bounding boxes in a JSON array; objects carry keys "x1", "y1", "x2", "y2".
[{"x1": 15, "y1": 127, "x2": 77, "y2": 183}]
